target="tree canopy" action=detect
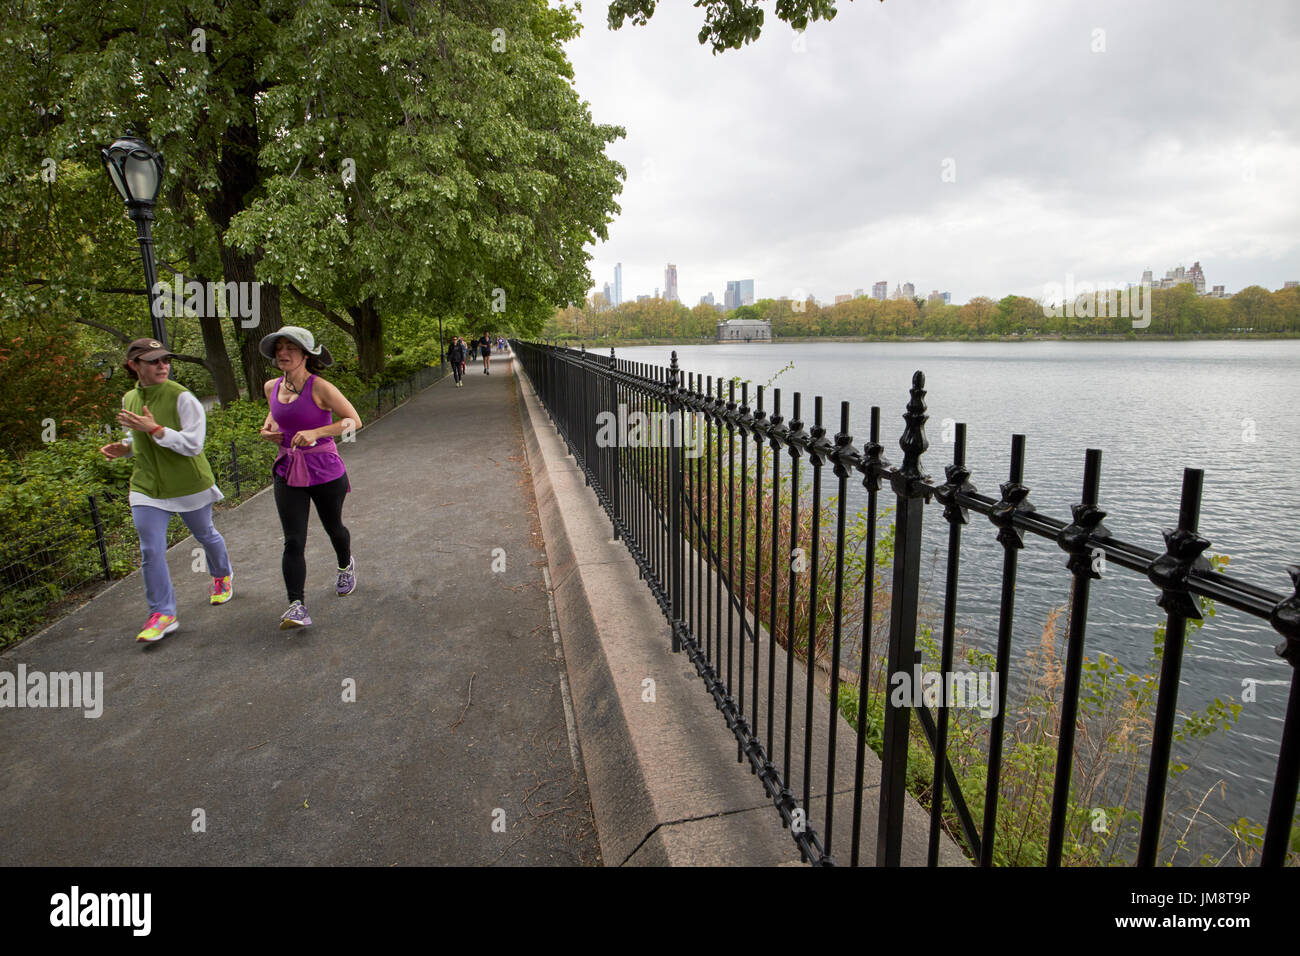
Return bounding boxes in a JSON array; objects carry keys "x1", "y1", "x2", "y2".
[
  {"x1": 606, "y1": 0, "x2": 878, "y2": 53},
  {"x1": 1, "y1": 0, "x2": 623, "y2": 401}
]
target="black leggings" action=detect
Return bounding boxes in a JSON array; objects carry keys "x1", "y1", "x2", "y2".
[{"x1": 273, "y1": 472, "x2": 351, "y2": 603}]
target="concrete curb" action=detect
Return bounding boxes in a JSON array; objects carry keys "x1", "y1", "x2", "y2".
[{"x1": 514, "y1": 358, "x2": 804, "y2": 866}]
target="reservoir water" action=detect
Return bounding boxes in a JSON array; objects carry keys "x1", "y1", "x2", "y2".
[{"x1": 614, "y1": 340, "x2": 1300, "y2": 852}]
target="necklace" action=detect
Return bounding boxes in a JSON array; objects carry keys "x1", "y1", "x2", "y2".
[{"x1": 282, "y1": 374, "x2": 307, "y2": 396}]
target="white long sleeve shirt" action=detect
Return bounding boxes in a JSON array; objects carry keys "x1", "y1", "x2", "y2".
[{"x1": 122, "y1": 390, "x2": 225, "y2": 512}]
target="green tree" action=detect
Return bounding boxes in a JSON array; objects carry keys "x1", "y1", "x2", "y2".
[
  {"x1": 1230, "y1": 285, "x2": 1275, "y2": 332},
  {"x1": 689, "y1": 302, "x2": 719, "y2": 338},
  {"x1": 607, "y1": 0, "x2": 880, "y2": 54},
  {"x1": 3, "y1": 0, "x2": 621, "y2": 392},
  {"x1": 227, "y1": 1, "x2": 623, "y2": 379},
  {"x1": 1, "y1": 0, "x2": 305, "y2": 400},
  {"x1": 997, "y1": 294, "x2": 1043, "y2": 335},
  {"x1": 960, "y1": 296, "x2": 995, "y2": 336},
  {"x1": 1273, "y1": 285, "x2": 1300, "y2": 332},
  {"x1": 1163, "y1": 284, "x2": 1198, "y2": 335}
]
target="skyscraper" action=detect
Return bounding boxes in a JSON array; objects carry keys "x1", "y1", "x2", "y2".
[
  {"x1": 872, "y1": 281, "x2": 888, "y2": 300},
  {"x1": 614, "y1": 262, "x2": 623, "y2": 306},
  {"x1": 902, "y1": 282, "x2": 915, "y2": 299},
  {"x1": 664, "y1": 263, "x2": 679, "y2": 303},
  {"x1": 724, "y1": 279, "x2": 754, "y2": 309}
]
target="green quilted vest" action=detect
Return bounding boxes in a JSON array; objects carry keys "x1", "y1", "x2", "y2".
[{"x1": 122, "y1": 379, "x2": 216, "y2": 499}]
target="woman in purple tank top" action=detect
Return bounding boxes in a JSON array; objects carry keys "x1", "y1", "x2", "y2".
[{"x1": 257, "y1": 327, "x2": 363, "y2": 630}]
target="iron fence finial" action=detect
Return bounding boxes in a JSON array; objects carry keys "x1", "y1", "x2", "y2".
[{"x1": 892, "y1": 370, "x2": 929, "y2": 494}]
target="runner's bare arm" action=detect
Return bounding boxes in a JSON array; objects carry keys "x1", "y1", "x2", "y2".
[
  {"x1": 309, "y1": 378, "x2": 363, "y2": 437},
  {"x1": 259, "y1": 378, "x2": 282, "y2": 441}
]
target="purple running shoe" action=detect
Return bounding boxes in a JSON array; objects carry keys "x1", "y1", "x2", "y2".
[
  {"x1": 280, "y1": 601, "x2": 312, "y2": 630},
  {"x1": 336, "y1": 557, "x2": 356, "y2": 596}
]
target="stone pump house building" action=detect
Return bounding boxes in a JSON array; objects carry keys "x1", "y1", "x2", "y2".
[{"x1": 716, "y1": 318, "x2": 772, "y2": 342}]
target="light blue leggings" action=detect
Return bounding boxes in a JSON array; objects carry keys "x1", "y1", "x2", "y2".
[{"x1": 131, "y1": 503, "x2": 232, "y2": 616}]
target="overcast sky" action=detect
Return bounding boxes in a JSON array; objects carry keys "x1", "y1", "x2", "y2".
[{"x1": 561, "y1": 0, "x2": 1300, "y2": 306}]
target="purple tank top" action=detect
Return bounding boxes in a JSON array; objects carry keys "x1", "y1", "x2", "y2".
[{"x1": 270, "y1": 375, "x2": 347, "y2": 485}]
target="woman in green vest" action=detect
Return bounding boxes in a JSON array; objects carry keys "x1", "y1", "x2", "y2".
[{"x1": 99, "y1": 339, "x2": 233, "y2": 642}]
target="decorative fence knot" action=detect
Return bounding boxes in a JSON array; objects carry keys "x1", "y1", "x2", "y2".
[
  {"x1": 990, "y1": 479, "x2": 1034, "y2": 549},
  {"x1": 1269, "y1": 565, "x2": 1300, "y2": 665},
  {"x1": 1147, "y1": 527, "x2": 1212, "y2": 620},
  {"x1": 1059, "y1": 502, "x2": 1109, "y2": 578},
  {"x1": 935, "y1": 460, "x2": 975, "y2": 525}
]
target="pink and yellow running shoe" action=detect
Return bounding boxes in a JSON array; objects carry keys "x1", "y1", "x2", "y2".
[
  {"x1": 210, "y1": 574, "x2": 233, "y2": 605},
  {"x1": 136, "y1": 612, "x2": 178, "y2": 643}
]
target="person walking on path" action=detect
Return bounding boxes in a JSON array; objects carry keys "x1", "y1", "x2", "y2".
[
  {"x1": 99, "y1": 338, "x2": 234, "y2": 643},
  {"x1": 450, "y1": 337, "x2": 467, "y2": 387},
  {"x1": 258, "y1": 327, "x2": 363, "y2": 630},
  {"x1": 480, "y1": 333, "x2": 492, "y2": 374}
]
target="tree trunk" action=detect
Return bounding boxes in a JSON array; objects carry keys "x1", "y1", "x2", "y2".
[
  {"x1": 203, "y1": 60, "x2": 282, "y2": 399},
  {"x1": 198, "y1": 313, "x2": 241, "y2": 405},
  {"x1": 217, "y1": 240, "x2": 283, "y2": 396},
  {"x1": 175, "y1": 184, "x2": 241, "y2": 405},
  {"x1": 347, "y1": 297, "x2": 385, "y2": 380}
]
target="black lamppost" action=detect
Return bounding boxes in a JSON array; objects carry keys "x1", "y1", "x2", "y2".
[{"x1": 101, "y1": 134, "x2": 167, "y2": 347}]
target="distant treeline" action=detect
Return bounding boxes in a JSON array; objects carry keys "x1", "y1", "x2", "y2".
[{"x1": 545, "y1": 284, "x2": 1300, "y2": 341}]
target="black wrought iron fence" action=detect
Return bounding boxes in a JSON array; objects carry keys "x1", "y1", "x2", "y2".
[
  {"x1": 355, "y1": 364, "x2": 445, "y2": 420},
  {"x1": 0, "y1": 490, "x2": 135, "y2": 647},
  {"x1": 513, "y1": 340, "x2": 1300, "y2": 868}
]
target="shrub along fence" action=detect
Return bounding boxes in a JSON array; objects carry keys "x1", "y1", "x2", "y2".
[
  {"x1": 513, "y1": 340, "x2": 1300, "y2": 867},
  {"x1": 0, "y1": 362, "x2": 446, "y2": 649}
]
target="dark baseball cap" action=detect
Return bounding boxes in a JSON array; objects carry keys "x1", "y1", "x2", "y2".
[{"x1": 126, "y1": 338, "x2": 174, "y2": 362}]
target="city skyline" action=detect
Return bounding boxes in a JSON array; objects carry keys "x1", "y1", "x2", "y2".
[
  {"x1": 587, "y1": 258, "x2": 1267, "y2": 310},
  {"x1": 563, "y1": 1, "x2": 1300, "y2": 310}
]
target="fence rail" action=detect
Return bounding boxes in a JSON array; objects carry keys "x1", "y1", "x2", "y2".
[{"x1": 514, "y1": 340, "x2": 1300, "y2": 867}]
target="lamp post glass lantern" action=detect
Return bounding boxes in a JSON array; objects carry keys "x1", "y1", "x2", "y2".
[{"x1": 101, "y1": 134, "x2": 167, "y2": 347}]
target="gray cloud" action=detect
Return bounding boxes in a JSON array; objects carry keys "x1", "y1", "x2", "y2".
[{"x1": 566, "y1": 0, "x2": 1300, "y2": 305}]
